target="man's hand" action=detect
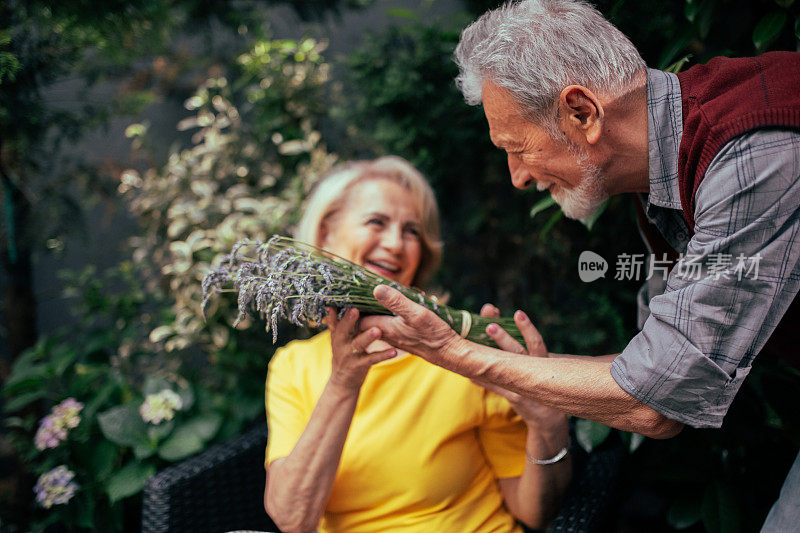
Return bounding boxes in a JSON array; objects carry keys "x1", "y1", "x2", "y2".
[{"x1": 359, "y1": 285, "x2": 466, "y2": 366}]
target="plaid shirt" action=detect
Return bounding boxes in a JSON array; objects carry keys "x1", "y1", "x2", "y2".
[{"x1": 610, "y1": 68, "x2": 800, "y2": 428}]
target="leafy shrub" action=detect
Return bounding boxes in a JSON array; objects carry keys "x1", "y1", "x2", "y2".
[{"x1": 3, "y1": 35, "x2": 335, "y2": 531}]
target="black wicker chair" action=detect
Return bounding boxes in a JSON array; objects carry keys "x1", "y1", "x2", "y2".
[{"x1": 141, "y1": 423, "x2": 626, "y2": 533}]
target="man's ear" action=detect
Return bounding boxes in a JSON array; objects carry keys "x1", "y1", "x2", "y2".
[{"x1": 558, "y1": 85, "x2": 604, "y2": 145}]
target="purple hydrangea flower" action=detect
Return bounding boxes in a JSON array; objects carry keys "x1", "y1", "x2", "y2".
[{"x1": 34, "y1": 465, "x2": 79, "y2": 508}]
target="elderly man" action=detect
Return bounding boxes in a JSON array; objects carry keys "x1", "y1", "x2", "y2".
[{"x1": 360, "y1": 0, "x2": 800, "y2": 529}]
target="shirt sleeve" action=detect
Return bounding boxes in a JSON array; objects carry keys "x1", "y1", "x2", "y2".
[
  {"x1": 477, "y1": 390, "x2": 527, "y2": 479},
  {"x1": 265, "y1": 344, "x2": 311, "y2": 467},
  {"x1": 611, "y1": 129, "x2": 800, "y2": 428}
]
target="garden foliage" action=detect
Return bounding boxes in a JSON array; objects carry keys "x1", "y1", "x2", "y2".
[{"x1": 3, "y1": 35, "x2": 335, "y2": 531}]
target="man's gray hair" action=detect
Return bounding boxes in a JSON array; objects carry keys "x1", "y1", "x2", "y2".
[{"x1": 455, "y1": 0, "x2": 646, "y2": 128}]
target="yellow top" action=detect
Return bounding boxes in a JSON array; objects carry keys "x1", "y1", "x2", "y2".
[{"x1": 265, "y1": 331, "x2": 526, "y2": 533}]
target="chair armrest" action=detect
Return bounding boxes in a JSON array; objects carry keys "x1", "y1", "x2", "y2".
[
  {"x1": 141, "y1": 423, "x2": 278, "y2": 533},
  {"x1": 545, "y1": 436, "x2": 627, "y2": 533}
]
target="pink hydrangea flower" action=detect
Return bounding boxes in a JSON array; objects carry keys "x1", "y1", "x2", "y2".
[
  {"x1": 52, "y1": 398, "x2": 83, "y2": 429},
  {"x1": 139, "y1": 389, "x2": 183, "y2": 424},
  {"x1": 34, "y1": 398, "x2": 84, "y2": 451}
]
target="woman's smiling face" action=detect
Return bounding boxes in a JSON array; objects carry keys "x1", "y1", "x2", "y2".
[{"x1": 321, "y1": 178, "x2": 423, "y2": 287}]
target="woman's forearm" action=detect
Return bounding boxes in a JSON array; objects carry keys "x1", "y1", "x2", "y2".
[
  {"x1": 501, "y1": 422, "x2": 572, "y2": 529},
  {"x1": 265, "y1": 380, "x2": 360, "y2": 533}
]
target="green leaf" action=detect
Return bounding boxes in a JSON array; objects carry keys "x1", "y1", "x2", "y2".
[
  {"x1": 385, "y1": 7, "x2": 417, "y2": 19},
  {"x1": 581, "y1": 200, "x2": 608, "y2": 231},
  {"x1": 105, "y1": 461, "x2": 156, "y2": 503},
  {"x1": 133, "y1": 441, "x2": 157, "y2": 460},
  {"x1": 157, "y1": 425, "x2": 205, "y2": 461},
  {"x1": 619, "y1": 431, "x2": 646, "y2": 453},
  {"x1": 4, "y1": 389, "x2": 47, "y2": 412},
  {"x1": 753, "y1": 12, "x2": 787, "y2": 51},
  {"x1": 684, "y1": 0, "x2": 701, "y2": 23},
  {"x1": 665, "y1": 54, "x2": 693, "y2": 74},
  {"x1": 574, "y1": 419, "x2": 612, "y2": 452},
  {"x1": 52, "y1": 348, "x2": 79, "y2": 378},
  {"x1": 88, "y1": 440, "x2": 118, "y2": 481},
  {"x1": 182, "y1": 413, "x2": 224, "y2": 442},
  {"x1": 658, "y1": 31, "x2": 693, "y2": 70},
  {"x1": 178, "y1": 386, "x2": 195, "y2": 411},
  {"x1": 3, "y1": 365, "x2": 50, "y2": 396},
  {"x1": 97, "y1": 404, "x2": 149, "y2": 447},
  {"x1": 83, "y1": 380, "x2": 119, "y2": 421},
  {"x1": 539, "y1": 209, "x2": 564, "y2": 238},
  {"x1": 667, "y1": 494, "x2": 702, "y2": 529},
  {"x1": 147, "y1": 419, "x2": 175, "y2": 442},
  {"x1": 529, "y1": 195, "x2": 557, "y2": 219},
  {"x1": 143, "y1": 376, "x2": 173, "y2": 396},
  {"x1": 76, "y1": 493, "x2": 96, "y2": 529},
  {"x1": 701, "y1": 481, "x2": 742, "y2": 533},
  {"x1": 695, "y1": 0, "x2": 715, "y2": 39},
  {"x1": 795, "y1": 16, "x2": 800, "y2": 40},
  {"x1": 775, "y1": 0, "x2": 795, "y2": 8},
  {"x1": 4, "y1": 416, "x2": 32, "y2": 430}
]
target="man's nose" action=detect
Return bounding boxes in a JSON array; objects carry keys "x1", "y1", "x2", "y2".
[{"x1": 508, "y1": 153, "x2": 533, "y2": 190}]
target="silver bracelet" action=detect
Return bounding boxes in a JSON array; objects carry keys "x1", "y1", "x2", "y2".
[{"x1": 526, "y1": 441, "x2": 570, "y2": 465}]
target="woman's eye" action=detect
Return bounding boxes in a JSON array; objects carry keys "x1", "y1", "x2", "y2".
[
  {"x1": 405, "y1": 227, "x2": 421, "y2": 238},
  {"x1": 367, "y1": 218, "x2": 385, "y2": 226}
]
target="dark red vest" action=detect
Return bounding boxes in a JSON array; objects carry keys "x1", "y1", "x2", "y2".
[
  {"x1": 676, "y1": 51, "x2": 800, "y2": 231},
  {"x1": 641, "y1": 52, "x2": 800, "y2": 367}
]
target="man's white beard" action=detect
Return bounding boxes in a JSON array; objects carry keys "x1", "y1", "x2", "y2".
[{"x1": 551, "y1": 142, "x2": 608, "y2": 221}]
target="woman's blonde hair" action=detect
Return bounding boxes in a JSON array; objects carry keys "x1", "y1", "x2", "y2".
[{"x1": 295, "y1": 156, "x2": 442, "y2": 287}]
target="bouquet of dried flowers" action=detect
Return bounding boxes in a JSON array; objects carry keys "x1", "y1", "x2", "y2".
[{"x1": 202, "y1": 236, "x2": 524, "y2": 348}]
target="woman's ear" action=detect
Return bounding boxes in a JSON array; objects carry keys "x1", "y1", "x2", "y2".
[
  {"x1": 318, "y1": 220, "x2": 329, "y2": 248},
  {"x1": 558, "y1": 85, "x2": 604, "y2": 145}
]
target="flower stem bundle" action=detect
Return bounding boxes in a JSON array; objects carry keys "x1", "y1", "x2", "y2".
[{"x1": 202, "y1": 236, "x2": 524, "y2": 349}]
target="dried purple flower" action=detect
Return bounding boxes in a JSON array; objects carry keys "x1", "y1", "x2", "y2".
[{"x1": 200, "y1": 236, "x2": 525, "y2": 348}]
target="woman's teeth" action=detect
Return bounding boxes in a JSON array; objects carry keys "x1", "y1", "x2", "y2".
[{"x1": 368, "y1": 260, "x2": 399, "y2": 273}]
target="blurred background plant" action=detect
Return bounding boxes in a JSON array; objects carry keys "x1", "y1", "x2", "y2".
[{"x1": 2, "y1": 0, "x2": 800, "y2": 531}]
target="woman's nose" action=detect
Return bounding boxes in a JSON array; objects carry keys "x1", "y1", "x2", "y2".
[
  {"x1": 381, "y1": 226, "x2": 403, "y2": 252},
  {"x1": 508, "y1": 153, "x2": 533, "y2": 190}
]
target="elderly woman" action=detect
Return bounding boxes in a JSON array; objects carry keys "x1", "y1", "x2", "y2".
[{"x1": 263, "y1": 156, "x2": 571, "y2": 532}]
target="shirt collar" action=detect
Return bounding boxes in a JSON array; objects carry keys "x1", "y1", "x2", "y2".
[{"x1": 646, "y1": 68, "x2": 683, "y2": 210}]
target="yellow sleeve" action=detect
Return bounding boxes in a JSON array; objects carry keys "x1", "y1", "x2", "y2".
[
  {"x1": 265, "y1": 344, "x2": 311, "y2": 468},
  {"x1": 478, "y1": 391, "x2": 527, "y2": 479}
]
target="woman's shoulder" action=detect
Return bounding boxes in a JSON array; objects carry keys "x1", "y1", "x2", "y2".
[{"x1": 270, "y1": 330, "x2": 331, "y2": 371}]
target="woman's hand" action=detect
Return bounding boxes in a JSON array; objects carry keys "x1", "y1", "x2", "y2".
[
  {"x1": 327, "y1": 307, "x2": 398, "y2": 391},
  {"x1": 473, "y1": 305, "x2": 568, "y2": 432}
]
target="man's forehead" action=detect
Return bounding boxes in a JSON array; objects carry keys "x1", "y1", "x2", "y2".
[
  {"x1": 482, "y1": 81, "x2": 516, "y2": 115},
  {"x1": 482, "y1": 82, "x2": 528, "y2": 147}
]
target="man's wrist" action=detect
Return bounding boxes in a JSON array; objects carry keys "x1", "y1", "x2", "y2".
[{"x1": 439, "y1": 335, "x2": 497, "y2": 378}]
